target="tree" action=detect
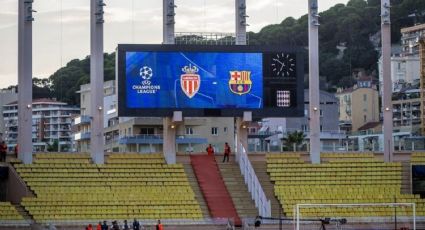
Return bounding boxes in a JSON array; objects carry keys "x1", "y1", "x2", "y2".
[
  {"x1": 33, "y1": 78, "x2": 53, "y2": 99},
  {"x1": 47, "y1": 140, "x2": 59, "y2": 152},
  {"x1": 284, "y1": 131, "x2": 306, "y2": 151}
]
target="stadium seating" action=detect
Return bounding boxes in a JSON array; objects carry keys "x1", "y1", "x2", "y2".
[
  {"x1": 15, "y1": 153, "x2": 202, "y2": 223},
  {"x1": 266, "y1": 153, "x2": 425, "y2": 218},
  {"x1": 411, "y1": 152, "x2": 425, "y2": 164},
  {"x1": 0, "y1": 202, "x2": 24, "y2": 221}
]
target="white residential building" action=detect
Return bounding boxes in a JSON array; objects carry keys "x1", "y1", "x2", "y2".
[
  {"x1": 0, "y1": 88, "x2": 18, "y2": 140},
  {"x1": 378, "y1": 55, "x2": 420, "y2": 92},
  {"x1": 3, "y1": 98, "x2": 79, "y2": 152}
]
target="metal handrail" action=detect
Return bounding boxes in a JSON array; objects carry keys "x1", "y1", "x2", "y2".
[{"x1": 236, "y1": 143, "x2": 271, "y2": 217}]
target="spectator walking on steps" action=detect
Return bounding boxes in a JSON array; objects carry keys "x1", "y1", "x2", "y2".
[
  {"x1": 206, "y1": 144, "x2": 214, "y2": 156},
  {"x1": 156, "y1": 220, "x2": 163, "y2": 230},
  {"x1": 222, "y1": 142, "x2": 231, "y2": 163},
  {"x1": 0, "y1": 141, "x2": 7, "y2": 162}
]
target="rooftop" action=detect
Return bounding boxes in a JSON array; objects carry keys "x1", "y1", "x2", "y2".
[
  {"x1": 401, "y1": 23, "x2": 425, "y2": 34},
  {"x1": 358, "y1": 122, "x2": 381, "y2": 131},
  {"x1": 5, "y1": 98, "x2": 67, "y2": 106}
]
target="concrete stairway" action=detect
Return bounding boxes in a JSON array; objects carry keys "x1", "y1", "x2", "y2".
[
  {"x1": 13, "y1": 204, "x2": 32, "y2": 222},
  {"x1": 250, "y1": 159, "x2": 282, "y2": 217},
  {"x1": 182, "y1": 163, "x2": 210, "y2": 218},
  {"x1": 215, "y1": 155, "x2": 259, "y2": 219}
]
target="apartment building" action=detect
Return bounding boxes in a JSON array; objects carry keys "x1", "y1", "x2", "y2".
[
  {"x1": 335, "y1": 78, "x2": 380, "y2": 132},
  {"x1": 0, "y1": 88, "x2": 17, "y2": 139},
  {"x1": 3, "y1": 98, "x2": 79, "y2": 152}
]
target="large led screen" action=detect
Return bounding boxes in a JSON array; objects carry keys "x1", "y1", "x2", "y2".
[
  {"x1": 117, "y1": 45, "x2": 304, "y2": 118},
  {"x1": 126, "y1": 52, "x2": 263, "y2": 109}
]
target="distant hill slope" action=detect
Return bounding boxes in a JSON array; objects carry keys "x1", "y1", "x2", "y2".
[{"x1": 6, "y1": 0, "x2": 425, "y2": 105}]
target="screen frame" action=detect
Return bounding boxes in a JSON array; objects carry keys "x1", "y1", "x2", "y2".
[{"x1": 117, "y1": 44, "x2": 304, "y2": 118}]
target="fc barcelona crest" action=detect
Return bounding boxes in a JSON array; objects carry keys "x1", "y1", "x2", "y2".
[
  {"x1": 181, "y1": 64, "x2": 201, "y2": 99},
  {"x1": 229, "y1": 71, "x2": 252, "y2": 95}
]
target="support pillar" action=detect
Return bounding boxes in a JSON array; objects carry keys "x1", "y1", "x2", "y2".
[
  {"x1": 163, "y1": 111, "x2": 182, "y2": 164},
  {"x1": 18, "y1": 0, "x2": 35, "y2": 164},
  {"x1": 163, "y1": 0, "x2": 176, "y2": 44},
  {"x1": 235, "y1": 0, "x2": 248, "y2": 45},
  {"x1": 90, "y1": 0, "x2": 105, "y2": 164},
  {"x1": 308, "y1": 0, "x2": 321, "y2": 164},
  {"x1": 236, "y1": 112, "x2": 251, "y2": 158},
  {"x1": 381, "y1": 0, "x2": 393, "y2": 162}
]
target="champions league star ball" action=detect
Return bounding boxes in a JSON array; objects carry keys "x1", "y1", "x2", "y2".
[{"x1": 140, "y1": 66, "x2": 153, "y2": 80}]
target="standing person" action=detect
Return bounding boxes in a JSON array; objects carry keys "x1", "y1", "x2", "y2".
[
  {"x1": 155, "y1": 220, "x2": 163, "y2": 230},
  {"x1": 112, "y1": 221, "x2": 120, "y2": 230},
  {"x1": 132, "y1": 219, "x2": 140, "y2": 230},
  {"x1": 0, "y1": 141, "x2": 7, "y2": 162},
  {"x1": 206, "y1": 144, "x2": 214, "y2": 156},
  {"x1": 87, "y1": 224, "x2": 93, "y2": 230},
  {"x1": 14, "y1": 144, "x2": 18, "y2": 158},
  {"x1": 222, "y1": 142, "x2": 231, "y2": 163},
  {"x1": 97, "y1": 222, "x2": 102, "y2": 230},
  {"x1": 101, "y1": 221, "x2": 109, "y2": 230},
  {"x1": 122, "y1": 220, "x2": 129, "y2": 230}
]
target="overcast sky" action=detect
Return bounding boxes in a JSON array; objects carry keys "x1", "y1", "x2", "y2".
[{"x1": 0, "y1": 0, "x2": 349, "y2": 88}]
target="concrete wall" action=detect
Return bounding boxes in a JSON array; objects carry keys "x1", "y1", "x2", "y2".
[{"x1": 6, "y1": 164, "x2": 33, "y2": 204}]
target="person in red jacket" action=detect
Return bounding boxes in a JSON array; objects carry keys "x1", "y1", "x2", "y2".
[
  {"x1": 222, "y1": 142, "x2": 231, "y2": 163},
  {"x1": 206, "y1": 144, "x2": 214, "y2": 156},
  {"x1": 0, "y1": 141, "x2": 7, "y2": 162},
  {"x1": 97, "y1": 222, "x2": 102, "y2": 230},
  {"x1": 156, "y1": 220, "x2": 163, "y2": 230},
  {"x1": 14, "y1": 144, "x2": 18, "y2": 158},
  {"x1": 87, "y1": 224, "x2": 93, "y2": 230}
]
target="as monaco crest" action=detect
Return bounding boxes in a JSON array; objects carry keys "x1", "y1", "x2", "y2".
[
  {"x1": 229, "y1": 71, "x2": 252, "y2": 95},
  {"x1": 181, "y1": 64, "x2": 201, "y2": 99}
]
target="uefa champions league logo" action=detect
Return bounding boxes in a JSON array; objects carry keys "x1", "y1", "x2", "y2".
[
  {"x1": 140, "y1": 66, "x2": 153, "y2": 80},
  {"x1": 132, "y1": 66, "x2": 160, "y2": 94}
]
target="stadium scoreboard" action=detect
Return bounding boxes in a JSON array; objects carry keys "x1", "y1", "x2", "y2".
[{"x1": 117, "y1": 45, "x2": 304, "y2": 118}]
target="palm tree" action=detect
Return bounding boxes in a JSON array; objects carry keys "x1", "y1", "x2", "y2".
[{"x1": 284, "y1": 131, "x2": 305, "y2": 151}]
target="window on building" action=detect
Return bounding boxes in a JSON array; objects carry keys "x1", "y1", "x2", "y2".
[
  {"x1": 301, "y1": 125, "x2": 308, "y2": 132},
  {"x1": 224, "y1": 127, "x2": 228, "y2": 133},
  {"x1": 185, "y1": 127, "x2": 194, "y2": 135},
  {"x1": 304, "y1": 109, "x2": 308, "y2": 116},
  {"x1": 363, "y1": 94, "x2": 367, "y2": 102},
  {"x1": 249, "y1": 127, "x2": 256, "y2": 134},
  {"x1": 364, "y1": 115, "x2": 367, "y2": 123},
  {"x1": 211, "y1": 127, "x2": 218, "y2": 136},
  {"x1": 139, "y1": 128, "x2": 154, "y2": 135},
  {"x1": 320, "y1": 109, "x2": 323, "y2": 117},
  {"x1": 320, "y1": 125, "x2": 323, "y2": 132}
]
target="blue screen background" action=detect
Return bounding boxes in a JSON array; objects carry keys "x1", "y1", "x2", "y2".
[{"x1": 126, "y1": 51, "x2": 263, "y2": 109}]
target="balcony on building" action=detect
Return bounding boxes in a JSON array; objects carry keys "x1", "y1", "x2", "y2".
[
  {"x1": 118, "y1": 134, "x2": 208, "y2": 145},
  {"x1": 119, "y1": 134, "x2": 163, "y2": 145},
  {"x1": 176, "y1": 135, "x2": 208, "y2": 144},
  {"x1": 74, "y1": 131, "x2": 90, "y2": 141},
  {"x1": 73, "y1": 115, "x2": 91, "y2": 126}
]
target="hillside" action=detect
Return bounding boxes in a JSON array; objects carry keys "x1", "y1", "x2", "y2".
[{"x1": 4, "y1": 0, "x2": 425, "y2": 105}]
